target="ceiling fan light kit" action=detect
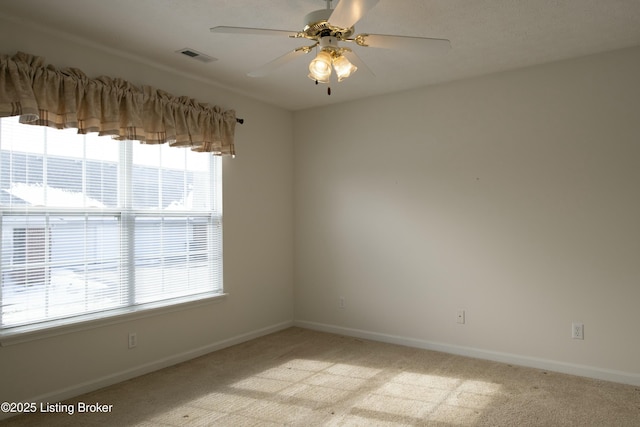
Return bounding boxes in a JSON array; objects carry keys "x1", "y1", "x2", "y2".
[
  {"x1": 308, "y1": 36, "x2": 357, "y2": 84},
  {"x1": 210, "y1": 0, "x2": 450, "y2": 93}
]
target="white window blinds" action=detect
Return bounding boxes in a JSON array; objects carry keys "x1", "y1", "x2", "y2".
[{"x1": 0, "y1": 116, "x2": 222, "y2": 331}]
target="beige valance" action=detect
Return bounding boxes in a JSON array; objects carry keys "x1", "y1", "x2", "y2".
[{"x1": 0, "y1": 51, "x2": 236, "y2": 155}]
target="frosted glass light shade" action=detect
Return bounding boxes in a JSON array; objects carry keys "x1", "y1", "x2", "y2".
[
  {"x1": 333, "y1": 54, "x2": 357, "y2": 82},
  {"x1": 308, "y1": 50, "x2": 332, "y2": 83}
]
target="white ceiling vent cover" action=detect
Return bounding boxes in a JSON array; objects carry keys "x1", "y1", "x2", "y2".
[{"x1": 176, "y1": 48, "x2": 217, "y2": 63}]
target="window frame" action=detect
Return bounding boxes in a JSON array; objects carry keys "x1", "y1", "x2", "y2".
[{"x1": 0, "y1": 118, "x2": 225, "y2": 345}]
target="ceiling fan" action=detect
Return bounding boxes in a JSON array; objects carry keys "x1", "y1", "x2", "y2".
[{"x1": 210, "y1": 0, "x2": 450, "y2": 93}]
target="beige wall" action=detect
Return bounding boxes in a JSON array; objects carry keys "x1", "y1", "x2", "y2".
[
  {"x1": 0, "y1": 17, "x2": 294, "y2": 404},
  {"x1": 294, "y1": 46, "x2": 640, "y2": 384},
  {"x1": 2, "y1": 12, "x2": 640, "y2": 407}
]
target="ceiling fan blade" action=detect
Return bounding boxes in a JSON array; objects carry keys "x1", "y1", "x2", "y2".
[
  {"x1": 247, "y1": 46, "x2": 315, "y2": 78},
  {"x1": 329, "y1": 0, "x2": 380, "y2": 29},
  {"x1": 354, "y1": 33, "x2": 451, "y2": 52},
  {"x1": 210, "y1": 26, "x2": 297, "y2": 37},
  {"x1": 342, "y1": 50, "x2": 374, "y2": 77}
]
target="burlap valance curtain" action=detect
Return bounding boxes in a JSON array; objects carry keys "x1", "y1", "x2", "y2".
[{"x1": 0, "y1": 51, "x2": 236, "y2": 156}]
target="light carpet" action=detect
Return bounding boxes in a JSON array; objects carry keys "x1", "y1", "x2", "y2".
[{"x1": 2, "y1": 327, "x2": 639, "y2": 426}]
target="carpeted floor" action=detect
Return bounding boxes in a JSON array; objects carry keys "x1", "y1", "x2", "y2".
[{"x1": 2, "y1": 327, "x2": 639, "y2": 426}]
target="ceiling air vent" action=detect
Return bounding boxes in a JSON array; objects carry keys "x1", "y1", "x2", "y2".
[{"x1": 176, "y1": 48, "x2": 217, "y2": 63}]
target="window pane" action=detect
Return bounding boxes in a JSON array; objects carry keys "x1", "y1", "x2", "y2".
[
  {"x1": 1, "y1": 117, "x2": 222, "y2": 333},
  {"x1": 134, "y1": 216, "x2": 214, "y2": 304},
  {"x1": 132, "y1": 142, "x2": 159, "y2": 209},
  {"x1": 1, "y1": 215, "x2": 125, "y2": 327},
  {"x1": 85, "y1": 132, "x2": 119, "y2": 162},
  {"x1": 0, "y1": 116, "x2": 45, "y2": 155},
  {"x1": 0, "y1": 118, "x2": 120, "y2": 209},
  {"x1": 86, "y1": 160, "x2": 119, "y2": 208},
  {"x1": 132, "y1": 142, "x2": 212, "y2": 211},
  {"x1": 46, "y1": 127, "x2": 85, "y2": 159}
]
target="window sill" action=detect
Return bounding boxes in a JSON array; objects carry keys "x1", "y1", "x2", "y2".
[{"x1": 0, "y1": 293, "x2": 228, "y2": 347}]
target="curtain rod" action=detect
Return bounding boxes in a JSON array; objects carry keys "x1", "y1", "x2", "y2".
[{"x1": 236, "y1": 118, "x2": 244, "y2": 124}]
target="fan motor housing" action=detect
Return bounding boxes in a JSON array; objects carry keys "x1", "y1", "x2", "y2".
[{"x1": 303, "y1": 8, "x2": 354, "y2": 40}]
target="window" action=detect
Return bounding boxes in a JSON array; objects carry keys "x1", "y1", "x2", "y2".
[{"x1": 0, "y1": 116, "x2": 222, "y2": 333}]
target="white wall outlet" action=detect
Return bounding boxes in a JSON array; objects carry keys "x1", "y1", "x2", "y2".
[
  {"x1": 128, "y1": 332, "x2": 137, "y2": 349},
  {"x1": 339, "y1": 296, "x2": 345, "y2": 309},
  {"x1": 571, "y1": 322, "x2": 584, "y2": 340},
  {"x1": 457, "y1": 309, "x2": 465, "y2": 324}
]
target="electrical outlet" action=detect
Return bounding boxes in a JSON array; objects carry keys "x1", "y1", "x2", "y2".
[
  {"x1": 339, "y1": 296, "x2": 345, "y2": 309},
  {"x1": 457, "y1": 309, "x2": 465, "y2": 324},
  {"x1": 128, "y1": 332, "x2": 137, "y2": 349},
  {"x1": 571, "y1": 322, "x2": 584, "y2": 340}
]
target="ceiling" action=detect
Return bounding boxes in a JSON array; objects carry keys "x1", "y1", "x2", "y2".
[{"x1": 2, "y1": 0, "x2": 640, "y2": 111}]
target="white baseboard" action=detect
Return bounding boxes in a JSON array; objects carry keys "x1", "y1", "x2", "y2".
[
  {"x1": 293, "y1": 320, "x2": 640, "y2": 387},
  {"x1": 1, "y1": 320, "x2": 293, "y2": 421}
]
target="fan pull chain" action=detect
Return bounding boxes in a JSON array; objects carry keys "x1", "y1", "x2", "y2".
[{"x1": 313, "y1": 79, "x2": 331, "y2": 95}]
